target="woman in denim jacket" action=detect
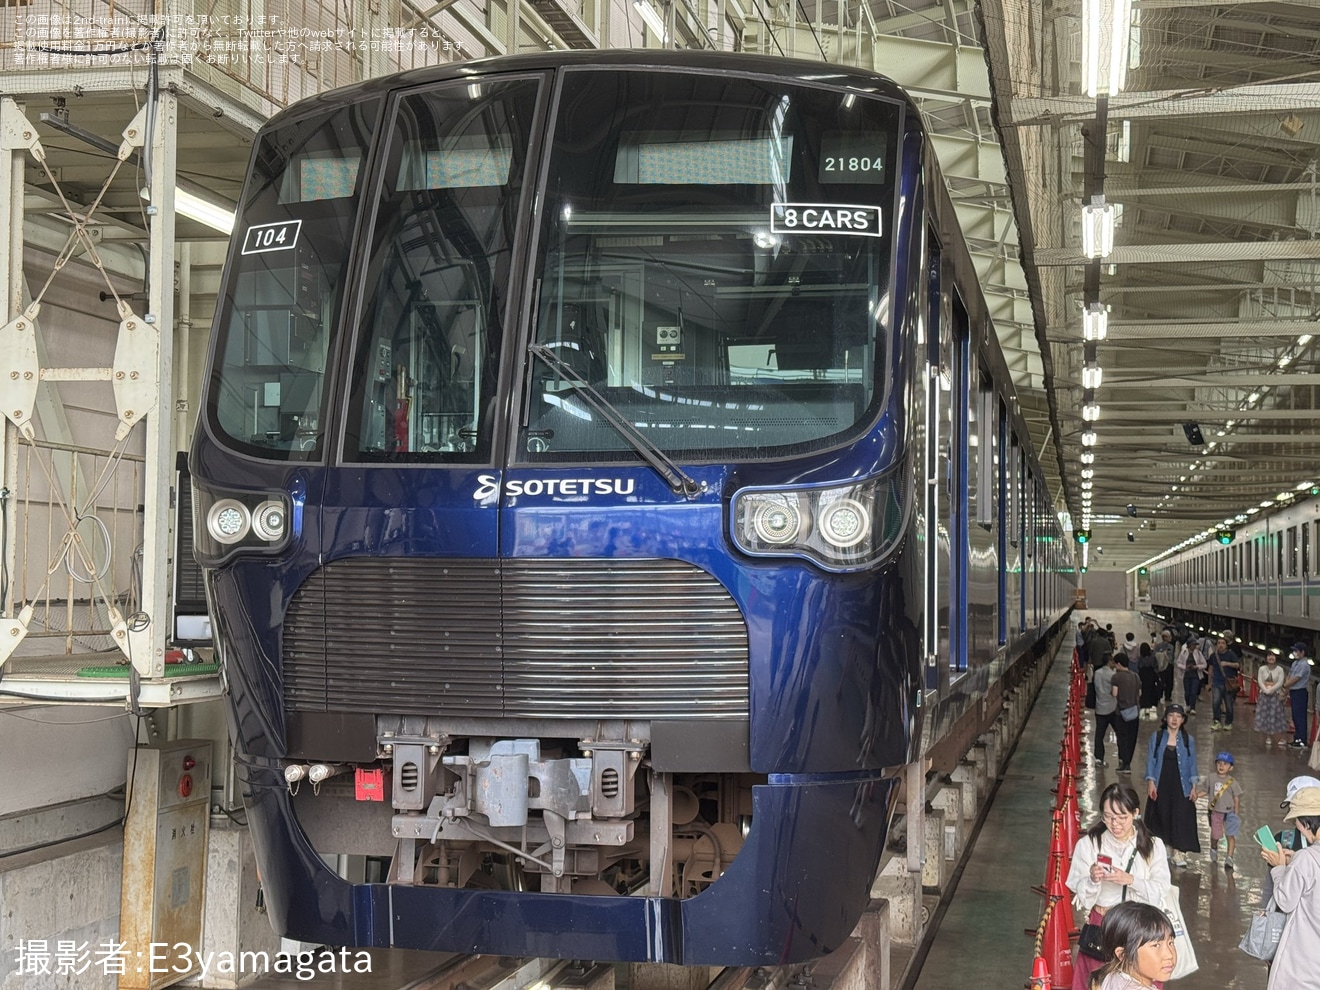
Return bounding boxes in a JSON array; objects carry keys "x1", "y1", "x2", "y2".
[{"x1": 1144, "y1": 703, "x2": 1202, "y2": 868}]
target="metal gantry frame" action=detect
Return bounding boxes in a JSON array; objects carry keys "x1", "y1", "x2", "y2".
[{"x1": 0, "y1": 72, "x2": 267, "y2": 706}]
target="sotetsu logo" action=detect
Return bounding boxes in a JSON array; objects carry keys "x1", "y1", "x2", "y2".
[{"x1": 473, "y1": 475, "x2": 637, "y2": 500}]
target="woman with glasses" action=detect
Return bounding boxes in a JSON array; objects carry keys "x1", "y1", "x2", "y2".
[
  {"x1": 1066, "y1": 783, "x2": 1171, "y2": 990},
  {"x1": 1144, "y1": 703, "x2": 1202, "y2": 868}
]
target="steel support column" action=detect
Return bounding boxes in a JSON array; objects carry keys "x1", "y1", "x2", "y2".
[
  {"x1": 0, "y1": 98, "x2": 25, "y2": 619},
  {"x1": 131, "y1": 90, "x2": 179, "y2": 678}
]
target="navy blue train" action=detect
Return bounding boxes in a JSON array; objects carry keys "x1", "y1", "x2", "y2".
[{"x1": 191, "y1": 50, "x2": 1074, "y2": 966}]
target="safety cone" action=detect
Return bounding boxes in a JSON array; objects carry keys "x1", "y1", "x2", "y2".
[
  {"x1": 1042, "y1": 866, "x2": 1075, "y2": 988},
  {"x1": 1029, "y1": 956, "x2": 1052, "y2": 990}
]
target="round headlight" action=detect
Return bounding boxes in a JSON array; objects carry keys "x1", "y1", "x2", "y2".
[
  {"x1": 817, "y1": 498, "x2": 871, "y2": 549},
  {"x1": 207, "y1": 499, "x2": 251, "y2": 544},
  {"x1": 251, "y1": 500, "x2": 287, "y2": 542},
  {"x1": 751, "y1": 496, "x2": 802, "y2": 545}
]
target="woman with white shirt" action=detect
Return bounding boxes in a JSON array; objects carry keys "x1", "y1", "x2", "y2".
[
  {"x1": 1256, "y1": 652, "x2": 1290, "y2": 747},
  {"x1": 1066, "y1": 783, "x2": 1172, "y2": 990}
]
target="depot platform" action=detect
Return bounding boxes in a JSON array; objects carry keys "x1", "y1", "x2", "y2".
[{"x1": 914, "y1": 609, "x2": 1306, "y2": 990}]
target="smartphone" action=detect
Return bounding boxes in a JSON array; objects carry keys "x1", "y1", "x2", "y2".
[
  {"x1": 1256, "y1": 826, "x2": 1280, "y2": 852},
  {"x1": 1097, "y1": 854, "x2": 1113, "y2": 872}
]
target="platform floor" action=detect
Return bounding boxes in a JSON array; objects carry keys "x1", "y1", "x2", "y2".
[{"x1": 914, "y1": 608, "x2": 1297, "y2": 989}]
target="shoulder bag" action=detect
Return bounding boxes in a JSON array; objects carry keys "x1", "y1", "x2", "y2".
[
  {"x1": 1238, "y1": 896, "x2": 1286, "y2": 961},
  {"x1": 1164, "y1": 884, "x2": 1199, "y2": 978},
  {"x1": 1077, "y1": 850, "x2": 1138, "y2": 960}
]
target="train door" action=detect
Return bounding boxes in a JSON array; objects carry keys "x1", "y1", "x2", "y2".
[
  {"x1": 922, "y1": 227, "x2": 951, "y2": 686},
  {"x1": 996, "y1": 399, "x2": 1009, "y2": 647},
  {"x1": 1274, "y1": 528, "x2": 1284, "y2": 618},
  {"x1": 949, "y1": 296, "x2": 970, "y2": 672},
  {"x1": 1249, "y1": 536, "x2": 1259, "y2": 613},
  {"x1": 1306, "y1": 522, "x2": 1315, "y2": 619},
  {"x1": 1286, "y1": 525, "x2": 1300, "y2": 620},
  {"x1": 334, "y1": 76, "x2": 544, "y2": 604},
  {"x1": 969, "y1": 369, "x2": 996, "y2": 667},
  {"x1": 1014, "y1": 437, "x2": 1026, "y2": 638}
]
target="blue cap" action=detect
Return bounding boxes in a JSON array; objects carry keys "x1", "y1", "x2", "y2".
[
  {"x1": 1215, "y1": 752, "x2": 1234, "y2": 765},
  {"x1": 1292, "y1": 642, "x2": 1310, "y2": 656}
]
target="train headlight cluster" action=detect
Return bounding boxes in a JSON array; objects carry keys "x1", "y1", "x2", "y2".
[
  {"x1": 194, "y1": 486, "x2": 293, "y2": 563},
  {"x1": 732, "y1": 474, "x2": 905, "y2": 570}
]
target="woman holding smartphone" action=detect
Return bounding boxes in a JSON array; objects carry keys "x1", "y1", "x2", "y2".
[
  {"x1": 1259, "y1": 787, "x2": 1320, "y2": 989},
  {"x1": 1066, "y1": 783, "x2": 1171, "y2": 990}
]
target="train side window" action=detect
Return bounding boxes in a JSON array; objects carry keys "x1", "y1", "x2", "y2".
[
  {"x1": 1288, "y1": 526, "x2": 1299, "y2": 578},
  {"x1": 975, "y1": 371, "x2": 994, "y2": 528},
  {"x1": 1302, "y1": 523, "x2": 1310, "y2": 577},
  {"x1": 1007, "y1": 433, "x2": 1020, "y2": 545}
]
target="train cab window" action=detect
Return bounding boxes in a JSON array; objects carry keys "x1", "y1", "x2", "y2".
[
  {"x1": 519, "y1": 69, "x2": 900, "y2": 461},
  {"x1": 344, "y1": 79, "x2": 541, "y2": 461},
  {"x1": 207, "y1": 100, "x2": 381, "y2": 458}
]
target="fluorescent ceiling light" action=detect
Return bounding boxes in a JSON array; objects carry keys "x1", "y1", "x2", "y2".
[
  {"x1": 175, "y1": 187, "x2": 235, "y2": 234},
  {"x1": 144, "y1": 184, "x2": 236, "y2": 234},
  {"x1": 1082, "y1": 0, "x2": 1134, "y2": 99},
  {"x1": 1082, "y1": 199, "x2": 1115, "y2": 258},
  {"x1": 1083, "y1": 302, "x2": 1108, "y2": 341},
  {"x1": 1081, "y1": 429, "x2": 1097, "y2": 447},
  {"x1": 633, "y1": 0, "x2": 668, "y2": 40},
  {"x1": 1082, "y1": 364, "x2": 1103, "y2": 389}
]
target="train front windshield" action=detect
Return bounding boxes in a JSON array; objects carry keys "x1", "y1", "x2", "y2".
[
  {"x1": 525, "y1": 71, "x2": 899, "y2": 461},
  {"x1": 206, "y1": 68, "x2": 900, "y2": 465}
]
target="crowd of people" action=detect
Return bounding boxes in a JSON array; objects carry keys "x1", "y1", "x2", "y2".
[{"x1": 1067, "y1": 617, "x2": 1320, "y2": 988}]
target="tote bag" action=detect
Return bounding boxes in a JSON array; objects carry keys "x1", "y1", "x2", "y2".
[
  {"x1": 1163, "y1": 885, "x2": 1199, "y2": 979},
  {"x1": 1238, "y1": 897, "x2": 1286, "y2": 961}
]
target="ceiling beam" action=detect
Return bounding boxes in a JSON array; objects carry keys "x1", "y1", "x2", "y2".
[
  {"x1": 1104, "y1": 373, "x2": 1320, "y2": 387},
  {"x1": 1088, "y1": 409, "x2": 1320, "y2": 422},
  {"x1": 1034, "y1": 241, "x2": 1320, "y2": 266},
  {"x1": 1006, "y1": 82, "x2": 1320, "y2": 125},
  {"x1": 928, "y1": 132, "x2": 1008, "y2": 186},
  {"x1": 1048, "y1": 318, "x2": 1320, "y2": 339}
]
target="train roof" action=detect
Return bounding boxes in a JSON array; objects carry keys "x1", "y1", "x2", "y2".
[{"x1": 261, "y1": 50, "x2": 910, "y2": 132}]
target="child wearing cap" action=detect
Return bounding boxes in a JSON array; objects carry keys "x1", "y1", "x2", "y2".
[{"x1": 1207, "y1": 752, "x2": 1242, "y2": 870}]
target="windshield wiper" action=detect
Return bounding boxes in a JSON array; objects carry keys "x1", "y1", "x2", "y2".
[{"x1": 527, "y1": 343, "x2": 705, "y2": 499}]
